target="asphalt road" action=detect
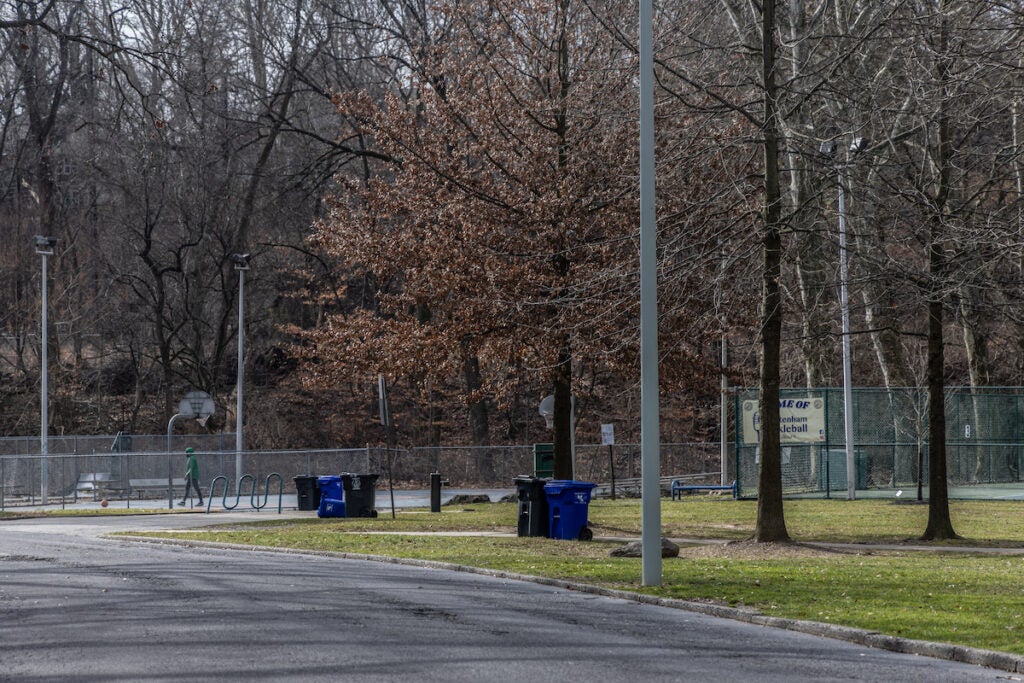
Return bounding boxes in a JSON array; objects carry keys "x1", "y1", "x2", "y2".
[{"x1": 0, "y1": 514, "x2": 1009, "y2": 682}]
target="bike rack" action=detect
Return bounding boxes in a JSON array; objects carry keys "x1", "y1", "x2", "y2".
[
  {"x1": 252, "y1": 473, "x2": 283, "y2": 513},
  {"x1": 206, "y1": 473, "x2": 282, "y2": 514}
]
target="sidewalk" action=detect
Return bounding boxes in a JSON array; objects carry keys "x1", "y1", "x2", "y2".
[{"x1": 1, "y1": 486, "x2": 517, "y2": 514}]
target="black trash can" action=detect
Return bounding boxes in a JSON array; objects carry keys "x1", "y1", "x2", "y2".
[
  {"x1": 514, "y1": 475, "x2": 550, "y2": 538},
  {"x1": 294, "y1": 475, "x2": 321, "y2": 511},
  {"x1": 341, "y1": 473, "x2": 380, "y2": 517}
]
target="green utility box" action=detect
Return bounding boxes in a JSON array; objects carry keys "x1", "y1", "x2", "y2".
[{"x1": 533, "y1": 443, "x2": 554, "y2": 478}]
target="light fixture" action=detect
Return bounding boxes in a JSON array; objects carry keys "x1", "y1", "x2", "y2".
[{"x1": 34, "y1": 235, "x2": 57, "y2": 254}]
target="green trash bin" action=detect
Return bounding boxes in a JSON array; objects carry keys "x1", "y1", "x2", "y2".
[{"x1": 533, "y1": 443, "x2": 554, "y2": 478}]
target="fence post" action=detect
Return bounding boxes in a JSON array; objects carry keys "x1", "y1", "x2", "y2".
[{"x1": 733, "y1": 390, "x2": 741, "y2": 497}]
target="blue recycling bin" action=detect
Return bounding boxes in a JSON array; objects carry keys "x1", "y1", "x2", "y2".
[
  {"x1": 543, "y1": 480, "x2": 597, "y2": 541},
  {"x1": 317, "y1": 476, "x2": 346, "y2": 518}
]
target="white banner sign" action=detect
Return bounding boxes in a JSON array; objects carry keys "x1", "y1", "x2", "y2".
[{"x1": 741, "y1": 397, "x2": 826, "y2": 445}]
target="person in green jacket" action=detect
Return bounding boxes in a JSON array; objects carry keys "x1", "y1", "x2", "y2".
[{"x1": 179, "y1": 447, "x2": 204, "y2": 507}]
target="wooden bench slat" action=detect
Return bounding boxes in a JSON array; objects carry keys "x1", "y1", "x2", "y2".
[
  {"x1": 129, "y1": 479, "x2": 186, "y2": 488},
  {"x1": 670, "y1": 479, "x2": 737, "y2": 500},
  {"x1": 125, "y1": 479, "x2": 187, "y2": 499}
]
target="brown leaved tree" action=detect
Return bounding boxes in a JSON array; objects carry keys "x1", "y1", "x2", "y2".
[{"x1": 307, "y1": 0, "x2": 643, "y2": 476}]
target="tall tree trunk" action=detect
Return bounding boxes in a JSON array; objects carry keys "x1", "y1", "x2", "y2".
[
  {"x1": 922, "y1": 230, "x2": 956, "y2": 539},
  {"x1": 550, "y1": 0, "x2": 574, "y2": 481},
  {"x1": 553, "y1": 334, "x2": 574, "y2": 480},
  {"x1": 921, "y1": 9, "x2": 957, "y2": 541},
  {"x1": 754, "y1": 0, "x2": 791, "y2": 543}
]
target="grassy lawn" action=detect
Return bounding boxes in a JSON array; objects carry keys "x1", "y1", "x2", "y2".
[{"x1": 118, "y1": 497, "x2": 1024, "y2": 656}]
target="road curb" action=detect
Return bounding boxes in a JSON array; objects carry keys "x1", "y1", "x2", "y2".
[{"x1": 118, "y1": 535, "x2": 1024, "y2": 674}]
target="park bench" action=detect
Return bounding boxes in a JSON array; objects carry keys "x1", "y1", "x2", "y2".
[
  {"x1": 127, "y1": 478, "x2": 186, "y2": 498},
  {"x1": 75, "y1": 473, "x2": 116, "y2": 500},
  {"x1": 595, "y1": 475, "x2": 679, "y2": 498},
  {"x1": 670, "y1": 479, "x2": 737, "y2": 501}
]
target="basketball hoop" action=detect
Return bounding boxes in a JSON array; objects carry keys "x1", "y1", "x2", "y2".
[
  {"x1": 539, "y1": 395, "x2": 554, "y2": 430},
  {"x1": 179, "y1": 391, "x2": 215, "y2": 420}
]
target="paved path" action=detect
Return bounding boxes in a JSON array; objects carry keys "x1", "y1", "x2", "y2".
[
  {"x1": 4, "y1": 487, "x2": 517, "y2": 515},
  {"x1": 0, "y1": 513, "x2": 1012, "y2": 681}
]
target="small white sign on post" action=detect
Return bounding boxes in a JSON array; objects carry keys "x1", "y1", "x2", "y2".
[{"x1": 601, "y1": 423, "x2": 615, "y2": 446}]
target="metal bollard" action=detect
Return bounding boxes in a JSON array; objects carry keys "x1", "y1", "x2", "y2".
[{"x1": 429, "y1": 472, "x2": 447, "y2": 512}]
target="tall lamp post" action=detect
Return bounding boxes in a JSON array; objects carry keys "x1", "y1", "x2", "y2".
[
  {"x1": 232, "y1": 253, "x2": 250, "y2": 483},
  {"x1": 820, "y1": 138, "x2": 868, "y2": 501},
  {"x1": 638, "y1": 0, "x2": 661, "y2": 586},
  {"x1": 34, "y1": 235, "x2": 57, "y2": 505}
]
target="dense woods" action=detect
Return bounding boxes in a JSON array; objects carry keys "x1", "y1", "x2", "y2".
[{"x1": 1, "y1": 0, "x2": 1022, "y2": 493}]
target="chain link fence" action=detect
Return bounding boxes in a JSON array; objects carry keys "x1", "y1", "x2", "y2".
[
  {"x1": 0, "y1": 433, "x2": 236, "y2": 458},
  {"x1": 0, "y1": 448, "x2": 376, "y2": 509},
  {"x1": 0, "y1": 437, "x2": 727, "y2": 508},
  {"x1": 398, "y1": 442, "x2": 723, "y2": 490},
  {"x1": 13, "y1": 384, "x2": 1020, "y2": 507},
  {"x1": 734, "y1": 387, "x2": 1024, "y2": 498}
]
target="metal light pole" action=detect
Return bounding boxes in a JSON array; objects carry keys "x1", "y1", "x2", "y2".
[
  {"x1": 167, "y1": 413, "x2": 184, "y2": 510},
  {"x1": 836, "y1": 164, "x2": 856, "y2": 500},
  {"x1": 720, "y1": 335, "x2": 728, "y2": 486},
  {"x1": 821, "y1": 138, "x2": 868, "y2": 501},
  {"x1": 232, "y1": 253, "x2": 250, "y2": 483},
  {"x1": 34, "y1": 235, "x2": 57, "y2": 505},
  {"x1": 639, "y1": 0, "x2": 661, "y2": 586}
]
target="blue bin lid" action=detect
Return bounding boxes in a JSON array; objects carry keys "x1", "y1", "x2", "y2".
[
  {"x1": 543, "y1": 480, "x2": 596, "y2": 494},
  {"x1": 317, "y1": 475, "x2": 343, "y2": 484}
]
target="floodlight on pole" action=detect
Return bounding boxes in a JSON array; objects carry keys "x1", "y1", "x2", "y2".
[
  {"x1": 34, "y1": 236, "x2": 56, "y2": 505},
  {"x1": 34, "y1": 235, "x2": 57, "y2": 253},
  {"x1": 232, "y1": 253, "x2": 249, "y2": 483}
]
